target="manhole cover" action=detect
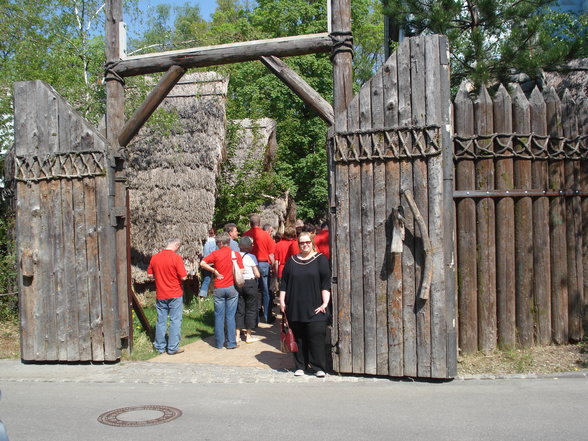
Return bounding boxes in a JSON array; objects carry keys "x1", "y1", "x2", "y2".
[{"x1": 97, "y1": 405, "x2": 182, "y2": 427}]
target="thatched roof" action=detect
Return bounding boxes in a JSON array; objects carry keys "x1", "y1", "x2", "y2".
[
  {"x1": 128, "y1": 71, "x2": 228, "y2": 283},
  {"x1": 543, "y1": 59, "x2": 588, "y2": 99}
]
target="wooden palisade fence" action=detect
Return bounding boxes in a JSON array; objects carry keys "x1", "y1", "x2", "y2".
[{"x1": 454, "y1": 83, "x2": 588, "y2": 353}]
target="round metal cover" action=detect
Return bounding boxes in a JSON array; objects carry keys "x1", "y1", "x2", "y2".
[{"x1": 97, "y1": 405, "x2": 182, "y2": 427}]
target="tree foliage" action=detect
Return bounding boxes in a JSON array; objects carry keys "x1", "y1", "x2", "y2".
[{"x1": 382, "y1": 0, "x2": 588, "y2": 89}]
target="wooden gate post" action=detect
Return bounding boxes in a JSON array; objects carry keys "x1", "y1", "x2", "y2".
[{"x1": 105, "y1": 0, "x2": 129, "y2": 345}]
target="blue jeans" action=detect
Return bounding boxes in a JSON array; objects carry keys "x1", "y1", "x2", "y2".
[
  {"x1": 258, "y1": 261, "x2": 271, "y2": 321},
  {"x1": 154, "y1": 296, "x2": 183, "y2": 353},
  {"x1": 199, "y1": 270, "x2": 213, "y2": 297},
  {"x1": 213, "y1": 286, "x2": 239, "y2": 349}
]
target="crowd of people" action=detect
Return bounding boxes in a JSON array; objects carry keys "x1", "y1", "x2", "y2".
[{"x1": 146, "y1": 213, "x2": 331, "y2": 376}]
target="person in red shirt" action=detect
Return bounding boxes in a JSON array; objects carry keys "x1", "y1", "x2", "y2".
[
  {"x1": 200, "y1": 232, "x2": 244, "y2": 349},
  {"x1": 243, "y1": 214, "x2": 276, "y2": 323},
  {"x1": 147, "y1": 238, "x2": 187, "y2": 355},
  {"x1": 314, "y1": 221, "x2": 330, "y2": 260},
  {"x1": 274, "y1": 227, "x2": 298, "y2": 280}
]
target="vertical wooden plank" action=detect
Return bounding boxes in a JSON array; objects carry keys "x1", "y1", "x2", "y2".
[
  {"x1": 39, "y1": 82, "x2": 60, "y2": 361},
  {"x1": 347, "y1": 96, "x2": 365, "y2": 374},
  {"x1": 529, "y1": 87, "x2": 552, "y2": 345},
  {"x1": 328, "y1": 128, "x2": 340, "y2": 371},
  {"x1": 474, "y1": 86, "x2": 497, "y2": 353},
  {"x1": 53, "y1": 99, "x2": 74, "y2": 361},
  {"x1": 370, "y1": 69, "x2": 389, "y2": 376},
  {"x1": 410, "y1": 36, "x2": 431, "y2": 378},
  {"x1": 562, "y1": 90, "x2": 583, "y2": 342},
  {"x1": 438, "y1": 37, "x2": 457, "y2": 377},
  {"x1": 359, "y1": 83, "x2": 376, "y2": 375},
  {"x1": 425, "y1": 35, "x2": 448, "y2": 378},
  {"x1": 397, "y1": 38, "x2": 417, "y2": 376},
  {"x1": 84, "y1": 173, "x2": 104, "y2": 361},
  {"x1": 578, "y1": 91, "x2": 588, "y2": 339},
  {"x1": 545, "y1": 87, "x2": 568, "y2": 344},
  {"x1": 333, "y1": 116, "x2": 352, "y2": 374},
  {"x1": 512, "y1": 85, "x2": 534, "y2": 347},
  {"x1": 73, "y1": 172, "x2": 92, "y2": 361},
  {"x1": 382, "y1": 53, "x2": 403, "y2": 376},
  {"x1": 14, "y1": 82, "x2": 41, "y2": 361},
  {"x1": 454, "y1": 83, "x2": 478, "y2": 354},
  {"x1": 493, "y1": 85, "x2": 516, "y2": 348}
]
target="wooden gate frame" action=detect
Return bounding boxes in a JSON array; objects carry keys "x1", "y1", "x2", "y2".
[{"x1": 102, "y1": 0, "x2": 456, "y2": 376}]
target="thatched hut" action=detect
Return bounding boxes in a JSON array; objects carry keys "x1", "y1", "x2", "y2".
[
  {"x1": 226, "y1": 118, "x2": 295, "y2": 233},
  {"x1": 128, "y1": 71, "x2": 228, "y2": 283}
]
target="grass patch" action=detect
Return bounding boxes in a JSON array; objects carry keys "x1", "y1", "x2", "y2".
[{"x1": 123, "y1": 292, "x2": 215, "y2": 361}]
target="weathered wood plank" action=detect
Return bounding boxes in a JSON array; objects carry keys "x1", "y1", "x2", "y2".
[
  {"x1": 545, "y1": 87, "x2": 568, "y2": 344},
  {"x1": 334, "y1": 105, "x2": 352, "y2": 373},
  {"x1": 493, "y1": 85, "x2": 516, "y2": 348},
  {"x1": 474, "y1": 86, "x2": 497, "y2": 353},
  {"x1": 578, "y1": 91, "x2": 588, "y2": 340},
  {"x1": 328, "y1": 125, "x2": 339, "y2": 370},
  {"x1": 397, "y1": 38, "x2": 417, "y2": 376},
  {"x1": 371, "y1": 68, "x2": 389, "y2": 376},
  {"x1": 410, "y1": 35, "x2": 431, "y2": 378},
  {"x1": 454, "y1": 83, "x2": 478, "y2": 354},
  {"x1": 84, "y1": 174, "x2": 104, "y2": 361},
  {"x1": 58, "y1": 101, "x2": 79, "y2": 361},
  {"x1": 14, "y1": 82, "x2": 41, "y2": 360},
  {"x1": 382, "y1": 53, "x2": 403, "y2": 377},
  {"x1": 529, "y1": 87, "x2": 552, "y2": 345},
  {"x1": 512, "y1": 85, "x2": 534, "y2": 348},
  {"x1": 562, "y1": 90, "x2": 583, "y2": 342},
  {"x1": 425, "y1": 35, "x2": 448, "y2": 378},
  {"x1": 347, "y1": 96, "x2": 365, "y2": 374},
  {"x1": 359, "y1": 81, "x2": 377, "y2": 375},
  {"x1": 438, "y1": 36, "x2": 457, "y2": 377},
  {"x1": 113, "y1": 33, "x2": 333, "y2": 77}
]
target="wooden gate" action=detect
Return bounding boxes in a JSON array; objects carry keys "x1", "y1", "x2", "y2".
[
  {"x1": 329, "y1": 35, "x2": 456, "y2": 378},
  {"x1": 13, "y1": 80, "x2": 124, "y2": 362}
]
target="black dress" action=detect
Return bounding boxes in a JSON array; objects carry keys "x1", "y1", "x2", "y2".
[{"x1": 280, "y1": 253, "x2": 331, "y2": 371}]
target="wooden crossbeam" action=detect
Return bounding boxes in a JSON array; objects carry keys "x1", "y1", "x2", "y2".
[
  {"x1": 118, "y1": 65, "x2": 186, "y2": 146},
  {"x1": 261, "y1": 56, "x2": 334, "y2": 125},
  {"x1": 111, "y1": 33, "x2": 333, "y2": 78}
]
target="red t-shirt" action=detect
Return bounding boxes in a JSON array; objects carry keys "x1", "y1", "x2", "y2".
[
  {"x1": 274, "y1": 239, "x2": 297, "y2": 278},
  {"x1": 242, "y1": 226, "x2": 276, "y2": 261},
  {"x1": 202, "y1": 246, "x2": 244, "y2": 289},
  {"x1": 147, "y1": 249, "x2": 187, "y2": 299},
  {"x1": 314, "y1": 230, "x2": 330, "y2": 260}
]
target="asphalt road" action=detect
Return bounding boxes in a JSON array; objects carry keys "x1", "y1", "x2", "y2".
[{"x1": 1, "y1": 365, "x2": 586, "y2": 441}]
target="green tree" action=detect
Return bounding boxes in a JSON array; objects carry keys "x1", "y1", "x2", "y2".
[{"x1": 382, "y1": 0, "x2": 588, "y2": 89}]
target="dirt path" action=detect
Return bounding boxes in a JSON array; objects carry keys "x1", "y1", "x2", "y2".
[{"x1": 150, "y1": 319, "x2": 293, "y2": 370}]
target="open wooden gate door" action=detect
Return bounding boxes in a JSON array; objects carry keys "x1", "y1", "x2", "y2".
[
  {"x1": 329, "y1": 35, "x2": 456, "y2": 378},
  {"x1": 13, "y1": 80, "x2": 125, "y2": 362}
]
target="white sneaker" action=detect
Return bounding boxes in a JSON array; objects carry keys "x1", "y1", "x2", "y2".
[
  {"x1": 315, "y1": 370, "x2": 325, "y2": 378},
  {"x1": 294, "y1": 369, "x2": 304, "y2": 376}
]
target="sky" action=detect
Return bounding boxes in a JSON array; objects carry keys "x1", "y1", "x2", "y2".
[{"x1": 125, "y1": 0, "x2": 219, "y2": 41}]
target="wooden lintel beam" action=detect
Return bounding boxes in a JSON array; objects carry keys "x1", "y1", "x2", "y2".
[
  {"x1": 110, "y1": 33, "x2": 332, "y2": 77},
  {"x1": 118, "y1": 65, "x2": 186, "y2": 146},
  {"x1": 260, "y1": 55, "x2": 334, "y2": 125}
]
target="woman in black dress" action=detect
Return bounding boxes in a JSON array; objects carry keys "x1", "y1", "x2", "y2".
[{"x1": 279, "y1": 232, "x2": 331, "y2": 377}]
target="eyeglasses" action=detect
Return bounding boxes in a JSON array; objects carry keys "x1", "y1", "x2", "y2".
[{"x1": 299, "y1": 241, "x2": 312, "y2": 245}]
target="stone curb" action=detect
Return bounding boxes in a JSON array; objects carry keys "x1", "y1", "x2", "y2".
[{"x1": 0, "y1": 360, "x2": 586, "y2": 384}]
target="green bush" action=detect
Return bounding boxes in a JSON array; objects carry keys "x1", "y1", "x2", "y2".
[{"x1": 0, "y1": 211, "x2": 17, "y2": 322}]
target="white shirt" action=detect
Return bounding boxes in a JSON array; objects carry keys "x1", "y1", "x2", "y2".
[{"x1": 240, "y1": 252, "x2": 258, "y2": 280}]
